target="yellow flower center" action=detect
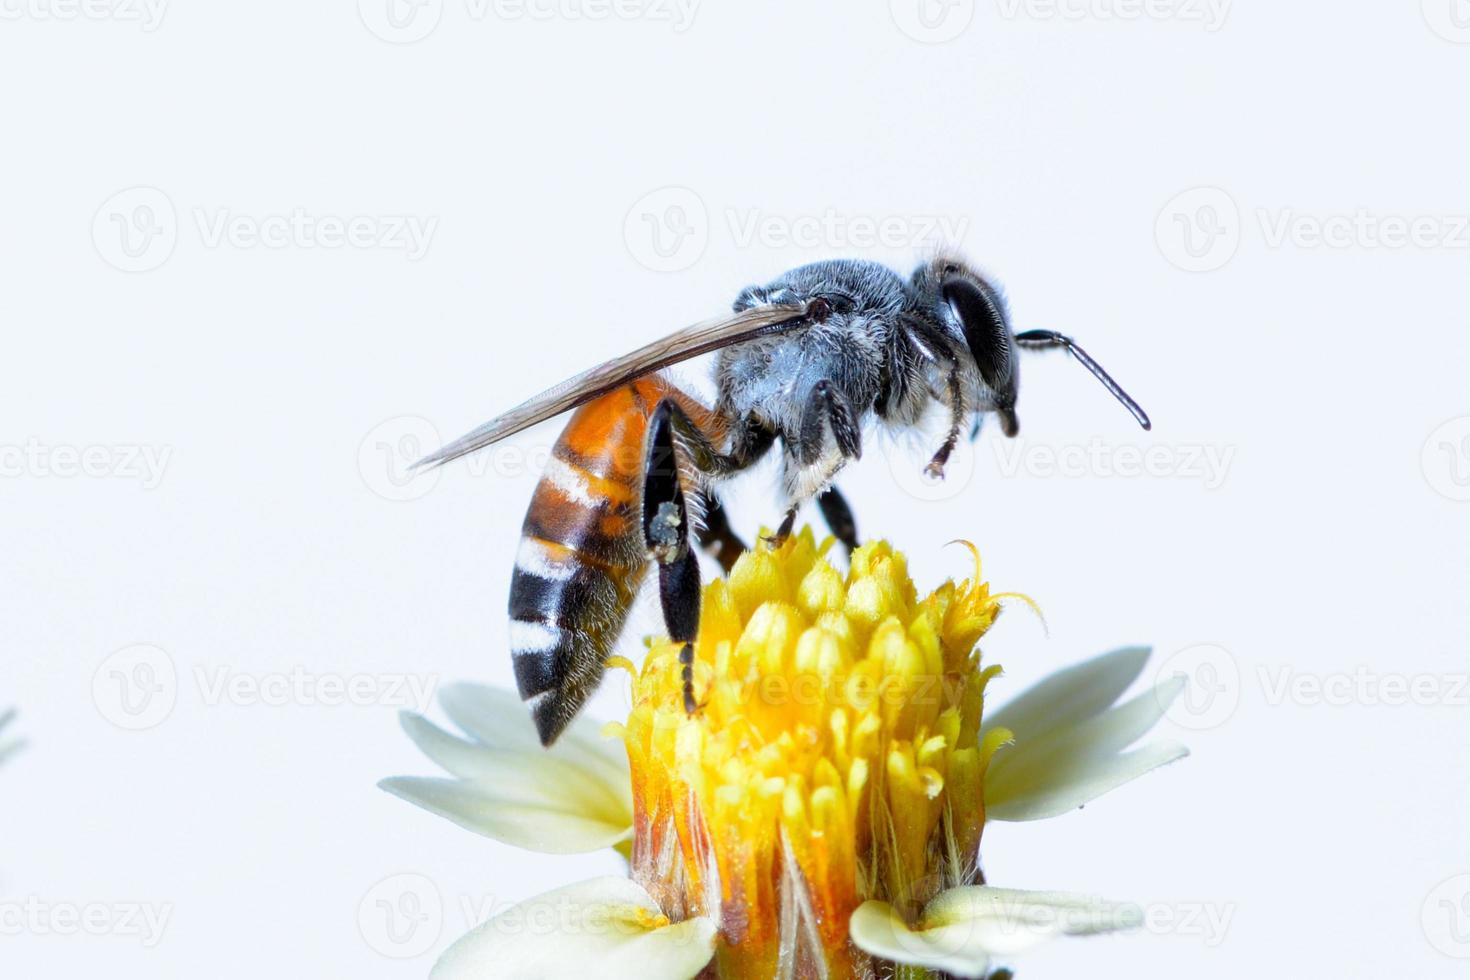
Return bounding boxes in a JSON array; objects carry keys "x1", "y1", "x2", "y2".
[{"x1": 612, "y1": 528, "x2": 1017, "y2": 976}]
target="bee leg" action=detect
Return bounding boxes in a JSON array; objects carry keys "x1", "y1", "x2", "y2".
[
  {"x1": 695, "y1": 492, "x2": 747, "y2": 574},
  {"x1": 663, "y1": 406, "x2": 776, "y2": 479},
  {"x1": 767, "y1": 381, "x2": 862, "y2": 550},
  {"x1": 799, "y1": 380, "x2": 863, "y2": 465},
  {"x1": 643, "y1": 401, "x2": 703, "y2": 716},
  {"x1": 817, "y1": 486, "x2": 859, "y2": 555},
  {"x1": 925, "y1": 368, "x2": 966, "y2": 480},
  {"x1": 765, "y1": 506, "x2": 799, "y2": 548}
]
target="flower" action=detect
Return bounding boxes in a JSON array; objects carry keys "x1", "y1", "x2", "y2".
[
  {"x1": 380, "y1": 684, "x2": 634, "y2": 856},
  {"x1": 385, "y1": 529, "x2": 1187, "y2": 978}
]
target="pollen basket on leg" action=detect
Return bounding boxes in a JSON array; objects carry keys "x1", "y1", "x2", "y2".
[{"x1": 614, "y1": 527, "x2": 1013, "y2": 977}]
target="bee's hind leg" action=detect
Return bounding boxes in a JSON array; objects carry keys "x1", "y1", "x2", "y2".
[{"x1": 643, "y1": 401, "x2": 703, "y2": 716}]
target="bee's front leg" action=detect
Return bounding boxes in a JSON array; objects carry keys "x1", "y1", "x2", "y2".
[
  {"x1": 925, "y1": 367, "x2": 966, "y2": 481},
  {"x1": 642, "y1": 400, "x2": 703, "y2": 716},
  {"x1": 767, "y1": 380, "x2": 862, "y2": 549}
]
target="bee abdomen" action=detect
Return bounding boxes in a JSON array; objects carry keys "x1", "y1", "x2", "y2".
[{"x1": 509, "y1": 387, "x2": 658, "y2": 745}]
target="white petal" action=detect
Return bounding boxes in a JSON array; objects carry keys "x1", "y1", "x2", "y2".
[
  {"x1": 380, "y1": 772, "x2": 632, "y2": 854},
  {"x1": 431, "y1": 877, "x2": 716, "y2": 980},
  {"x1": 985, "y1": 740, "x2": 1189, "y2": 821},
  {"x1": 981, "y1": 646, "x2": 1150, "y2": 745},
  {"x1": 850, "y1": 886, "x2": 1141, "y2": 978},
  {"x1": 439, "y1": 682, "x2": 627, "y2": 774},
  {"x1": 850, "y1": 901, "x2": 993, "y2": 979},
  {"x1": 399, "y1": 709, "x2": 631, "y2": 806},
  {"x1": 384, "y1": 686, "x2": 636, "y2": 853},
  {"x1": 985, "y1": 675, "x2": 1185, "y2": 801}
]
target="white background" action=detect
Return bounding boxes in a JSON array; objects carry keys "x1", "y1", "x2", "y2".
[{"x1": 3, "y1": 1, "x2": 1469, "y2": 977}]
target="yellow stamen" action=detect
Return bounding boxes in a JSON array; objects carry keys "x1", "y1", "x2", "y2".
[
  {"x1": 605, "y1": 655, "x2": 639, "y2": 679},
  {"x1": 618, "y1": 528, "x2": 1012, "y2": 974}
]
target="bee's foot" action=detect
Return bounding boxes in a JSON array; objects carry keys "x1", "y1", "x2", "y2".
[{"x1": 762, "y1": 507, "x2": 798, "y2": 549}]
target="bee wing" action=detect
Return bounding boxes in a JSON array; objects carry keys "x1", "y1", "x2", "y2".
[{"x1": 415, "y1": 300, "x2": 812, "y2": 469}]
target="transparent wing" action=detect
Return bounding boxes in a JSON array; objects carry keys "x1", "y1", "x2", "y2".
[{"x1": 415, "y1": 301, "x2": 812, "y2": 469}]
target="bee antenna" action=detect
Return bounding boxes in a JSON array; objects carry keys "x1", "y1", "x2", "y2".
[{"x1": 1013, "y1": 330, "x2": 1152, "y2": 431}]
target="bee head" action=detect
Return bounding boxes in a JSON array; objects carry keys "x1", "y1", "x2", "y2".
[{"x1": 912, "y1": 257, "x2": 1020, "y2": 436}]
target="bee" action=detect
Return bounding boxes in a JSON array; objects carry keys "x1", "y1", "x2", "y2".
[{"x1": 417, "y1": 256, "x2": 1150, "y2": 745}]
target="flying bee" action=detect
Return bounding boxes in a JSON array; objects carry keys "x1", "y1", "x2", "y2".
[{"x1": 417, "y1": 256, "x2": 1151, "y2": 745}]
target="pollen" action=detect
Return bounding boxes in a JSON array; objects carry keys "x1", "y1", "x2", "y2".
[{"x1": 614, "y1": 528, "x2": 1014, "y2": 976}]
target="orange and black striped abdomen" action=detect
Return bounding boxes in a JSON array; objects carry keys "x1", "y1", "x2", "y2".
[{"x1": 509, "y1": 377, "x2": 719, "y2": 745}]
